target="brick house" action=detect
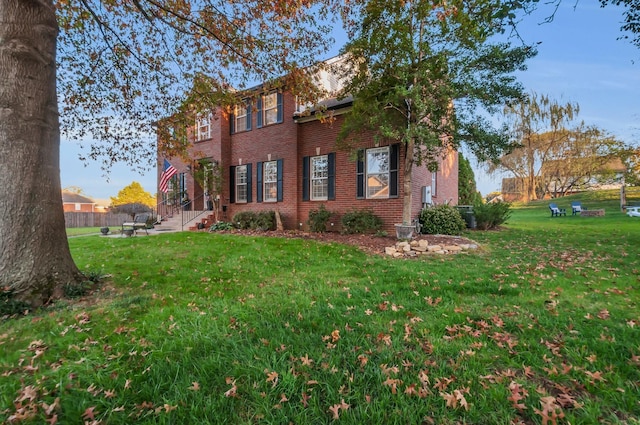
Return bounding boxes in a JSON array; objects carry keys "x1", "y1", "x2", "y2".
[
  {"x1": 157, "y1": 74, "x2": 458, "y2": 232},
  {"x1": 62, "y1": 190, "x2": 97, "y2": 213}
]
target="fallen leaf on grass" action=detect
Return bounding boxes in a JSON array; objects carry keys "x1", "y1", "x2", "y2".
[{"x1": 188, "y1": 382, "x2": 200, "y2": 391}]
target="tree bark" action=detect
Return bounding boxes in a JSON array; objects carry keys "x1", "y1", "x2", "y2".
[
  {"x1": 402, "y1": 137, "x2": 415, "y2": 225},
  {"x1": 0, "y1": 0, "x2": 82, "y2": 306}
]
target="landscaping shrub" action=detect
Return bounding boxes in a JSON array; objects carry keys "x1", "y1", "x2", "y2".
[
  {"x1": 232, "y1": 211, "x2": 275, "y2": 230},
  {"x1": 419, "y1": 204, "x2": 466, "y2": 235},
  {"x1": 473, "y1": 200, "x2": 512, "y2": 230},
  {"x1": 208, "y1": 221, "x2": 234, "y2": 232},
  {"x1": 341, "y1": 209, "x2": 383, "y2": 234},
  {"x1": 0, "y1": 287, "x2": 30, "y2": 317},
  {"x1": 307, "y1": 204, "x2": 333, "y2": 232},
  {"x1": 255, "y1": 211, "x2": 276, "y2": 231}
]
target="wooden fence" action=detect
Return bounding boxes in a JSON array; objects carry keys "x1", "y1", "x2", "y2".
[{"x1": 64, "y1": 212, "x2": 134, "y2": 228}]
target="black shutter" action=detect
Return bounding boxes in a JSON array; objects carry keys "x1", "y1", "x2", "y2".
[
  {"x1": 390, "y1": 144, "x2": 399, "y2": 198},
  {"x1": 356, "y1": 149, "x2": 365, "y2": 199},
  {"x1": 229, "y1": 166, "x2": 236, "y2": 203},
  {"x1": 277, "y1": 159, "x2": 284, "y2": 202},
  {"x1": 302, "y1": 156, "x2": 310, "y2": 201},
  {"x1": 256, "y1": 97, "x2": 263, "y2": 128},
  {"x1": 256, "y1": 162, "x2": 263, "y2": 203},
  {"x1": 328, "y1": 153, "x2": 336, "y2": 201},
  {"x1": 276, "y1": 92, "x2": 283, "y2": 123},
  {"x1": 246, "y1": 163, "x2": 253, "y2": 203}
]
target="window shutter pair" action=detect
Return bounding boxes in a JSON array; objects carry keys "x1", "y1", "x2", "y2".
[
  {"x1": 356, "y1": 144, "x2": 399, "y2": 199},
  {"x1": 256, "y1": 159, "x2": 283, "y2": 203},
  {"x1": 230, "y1": 103, "x2": 252, "y2": 134},
  {"x1": 256, "y1": 93, "x2": 283, "y2": 128},
  {"x1": 302, "y1": 154, "x2": 335, "y2": 201}
]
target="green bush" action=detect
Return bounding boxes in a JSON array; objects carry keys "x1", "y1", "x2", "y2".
[
  {"x1": 419, "y1": 204, "x2": 466, "y2": 235},
  {"x1": 232, "y1": 211, "x2": 275, "y2": 231},
  {"x1": 255, "y1": 211, "x2": 276, "y2": 231},
  {"x1": 0, "y1": 287, "x2": 30, "y2": 317},
  {"x1": 308, "y1": 204, "x2": 333, "y2": 232},
  {"x1": 208, "y1": 221, "x2": 235, "y2": 232},
  {"x1": 473, "y1": 201, "x2": 512, "y2": 230},
  {"x1": 341, "y1": 209, "x2": 383, "y2": 234}
]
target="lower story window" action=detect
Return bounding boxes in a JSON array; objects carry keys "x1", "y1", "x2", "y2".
[
  {"x1": 366, "y1": 147, "x2": 390, "y2": 199},
  {"x1": 311, "y1": 155, "x2": 328, "y2": 200},
  {"x1": 263, "y1": 161, "x2": 278, "y2": 202},
  {"x1": 236, "y1": 165, "x2": 248, "y2": 203}
]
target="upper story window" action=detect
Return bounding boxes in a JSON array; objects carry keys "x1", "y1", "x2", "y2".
[
  {"x1": 196, "y1": 113, "x2": 212, "y2": 141},
  {"x1": 257, "y1": 92, "x2": 283, "y2": 128},
  {"x1": 231, "y1": 101, "x2": 252, "y2": 133}
]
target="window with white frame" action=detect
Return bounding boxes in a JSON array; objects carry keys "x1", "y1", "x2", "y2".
[
  {"x1": 366, "y1": 147, "x2": 390, "y2": 199},
  {"x1": 432, "y1": 171, "x2": 437, "y2": 196},
  {"x1": 263, "y1": 92, "x2": 279, "y2": 126},
  {"x1": 235, "y1": 165, "x2": 248, "y2": 203},
  {"x1": 311, "y1": 155, "x2": 328, "y2": 200},
  {"x1": 263, "y1": 161, "x2": 278, "y2": 202},
  {"x1": 196, "y1": 113, "x2": 212, "y2": 141},
  {"x1": 235, "y1": 103, "x2": 249, "y2": 132}
]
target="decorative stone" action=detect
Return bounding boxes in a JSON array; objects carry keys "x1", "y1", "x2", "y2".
[
  {"x1": 427, "y1": 245, "x2": 442, "y2": 252},
  {"x1": 385, "y1": 247, "x2": 397, "y2": 255},
  {"x1": 444, "y1": 245, "x2": 462, "y2": 252},
  {"x1": 413, "y1": 245, "x2": 428, "y2": 252},
  {"x1": 393, "y1": 252, "x2": 404, "y2": 258},
  {"x1": 418, "y1": 239, "x2": 429, "y2": 248},
  {"x1": 410, "y1": 240, "x2": 419, "y2": 247}
]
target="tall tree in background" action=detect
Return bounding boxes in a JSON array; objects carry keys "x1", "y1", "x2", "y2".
[
  {"x1": 458, "y1": 153, "x2": 481, "y2": 205},
  {"x1": 0, "y1": 0, "x2": 336, "y2": 305},
  {"x1": 336, "y1": 0, "x2": 535, "y2": 225},
  {"x1": 488, "y1": 93, "x2": 579, "y2": 202},
  {"x1": 110, "y1": 182, "x2": 156, "y2": 209}
]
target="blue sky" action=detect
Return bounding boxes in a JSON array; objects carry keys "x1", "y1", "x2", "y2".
[{"x1": 60, "y1": 2, "x2": 639, "y2": 200}]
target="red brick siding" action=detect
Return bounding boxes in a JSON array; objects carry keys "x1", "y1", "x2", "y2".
[{"x1": 157, "y1": 92, "x2": 459, "y2": 231}]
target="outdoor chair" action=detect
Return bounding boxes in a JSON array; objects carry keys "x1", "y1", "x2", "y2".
[
  {"x1": 122, "y1": 213, "x2": 150, "y2": 235},
  {"x1": 571, "y1": 201, "x2": 586, "y2": 215},
  {"x1": 549, "y1": 203, "x2": 566, "y2": 217}
]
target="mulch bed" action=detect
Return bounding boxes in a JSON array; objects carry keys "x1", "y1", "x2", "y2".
[{"x1": 216, "y1": 229, "x2": 478, "y2": 256}]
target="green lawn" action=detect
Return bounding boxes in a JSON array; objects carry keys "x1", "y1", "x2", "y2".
[{"x1": 2, "y1": 190, "x2": 639, "y2": 424}]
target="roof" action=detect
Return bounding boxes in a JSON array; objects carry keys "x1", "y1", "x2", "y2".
[{"x1": 61, "y1": 191, "x2": 96, "y2": 204}]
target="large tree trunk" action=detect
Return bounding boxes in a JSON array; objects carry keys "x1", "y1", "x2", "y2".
[
  {"x1": 0, "y1": 0, "x2": 82, "y2": 306},
  {"x1": 402, "y1": 137, "x2": 415, "y2": 225}
]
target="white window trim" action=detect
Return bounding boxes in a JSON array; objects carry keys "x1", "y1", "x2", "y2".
[
  {"x1": 263, "y1": 161, "x2": 278, "y2": 202},
  {"x1": 262, "y1": 92, "x2": 278, "y2": 126},
  {"x1": 236, "y1": 165, "x2": 248, "y2": 203},
  {"x1": 432, "y1": 171, "x2": 437, "y2": 197},
  {"x1": 366, "y1": 146, "x2": 390, "y2": 199},
  {"x1": 235, "y1": 104, "x2": 248, "y2": 132},
  {"x1": 196, "y1": 112, "x2": 212, "y2": 141},
  {"x1": 311, "y1": 155, "x2": 329, "y2": 201}
]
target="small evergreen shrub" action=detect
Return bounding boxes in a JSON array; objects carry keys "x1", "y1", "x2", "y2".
[
  {"x1": 255, "y1": 211, "x2": 276, "y2": 231},
  {"x1": 308, "y1": 204, "x2": 332, "y2": 232},
  {"x1": 419, "y1": 205, "x2": 466, "y2": 235},
  {"x1": 232, "y1": 211, "x2": 275, "y2": 230},
  {"x1": 233, "y1": 212, "x2": 257, "y2": 229},
  {"x1": 473, "y1": 201, "x2": 512, "y2": 230},
  {"x1": 341, "y1": 209, "x2": 383, "y2": 234}
]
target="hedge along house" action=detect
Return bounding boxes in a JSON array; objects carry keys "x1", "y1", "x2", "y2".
[{"x1": 156, "y1": 58, "x2": 458, "y2": 232}]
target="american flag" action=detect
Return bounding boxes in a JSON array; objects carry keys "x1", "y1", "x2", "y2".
[{"x1": 159, "y1": 159, "x2": 177, "y2": 193}]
